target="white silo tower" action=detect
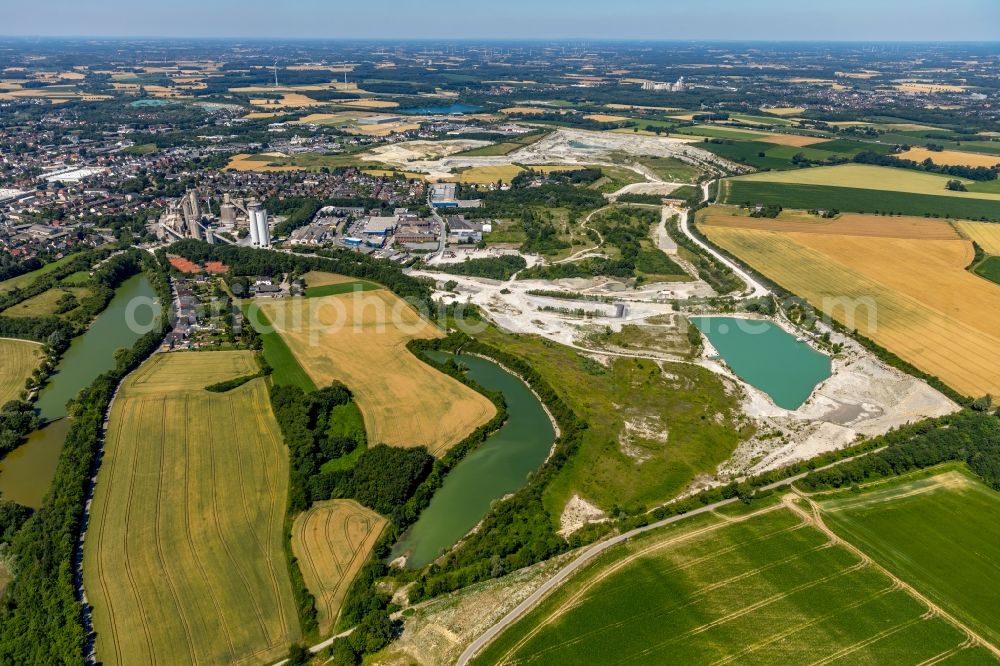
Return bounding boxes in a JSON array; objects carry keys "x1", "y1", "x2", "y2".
[
  {"x1": 247, "y1": 200, "x2": 261, "y2": 246},
  {"x1": 255, "y1": 208, "x2": 270, "y2": 248}
]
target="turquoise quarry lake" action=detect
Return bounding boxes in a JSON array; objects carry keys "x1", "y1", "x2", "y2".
[{"x1": 691, "y1": 316, "x2": 831, "y2": 410}]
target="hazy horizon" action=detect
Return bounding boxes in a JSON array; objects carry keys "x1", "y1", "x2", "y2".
[{"x1": 3, "y1": 0, "x2": 998, "y2": 42}]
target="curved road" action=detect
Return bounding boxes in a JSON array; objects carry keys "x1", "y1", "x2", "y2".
[
  {"x1": 676, "y1": 180, "x2": 770, "y2": 299},
  {"x1": 456, "y1": 447, "x2": 885, "y2": 665}
]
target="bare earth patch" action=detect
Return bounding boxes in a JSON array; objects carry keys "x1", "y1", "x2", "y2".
[{"x1": 558, "y1": 494, "x2": 609, "y2": 537}]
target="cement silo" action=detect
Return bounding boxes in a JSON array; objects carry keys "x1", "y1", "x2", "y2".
[
  {"x1": 254, "y1": 208, "x2": 270, "y2": 248},
  {"x1": 247, "y1": 200, "x2": 262, "y2": 246},
  {"x1": 220, "y1": 194, "x2": 237, "y2": 225}
]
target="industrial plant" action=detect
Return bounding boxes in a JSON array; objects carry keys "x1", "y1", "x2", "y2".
[
  {"x1": 154, "y1": 191, "x2": 271, "y2": 248},
  {"x1": 641, "y1": 77, "x2": 685, "y2": 92}
]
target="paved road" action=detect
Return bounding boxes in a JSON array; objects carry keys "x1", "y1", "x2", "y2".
[
  {"x1": 456, "y1": 449, "x2": 883, "y2": 665},
  {"x1": 428, "y1": 192, "x2": 446, "y2": 259},
  {"x1": 676, "y1": 180, "x2": 770, "y2": 299}
]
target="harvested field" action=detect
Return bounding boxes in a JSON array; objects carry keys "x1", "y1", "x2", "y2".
[
  {"x1": 500, "y1": 106, "x2": 547, "y2": 115},
  {"x1": 303, "y1": 271, "x2": 356, "y2": 288},
  {"x1": 291, "y1": 500, "x2": 386, "y2": 636},
  {"x1": 730, "y1": 164, "x2": 1000, "y2": 201},
  {"x1": 250, "y1": 93, "x2": 323, "y2": 108},
  {"x1": 0, "y1": 338, "x2": 41, "y2": 404},
  {"x1": 255, "y1": 291, "x2": 495, "y2": 456},
  {"x1": 680, "y1": 126, "x2": 827, "y2": 147},
  {"x1": 698, "y1": 208, "x2": 961, "y2": 240},
  {"x1": 583, "y1": 114, "x2": 630, "y2": 122},
  {"x1": 340, "y1": 99, "x2": 399, "y2": 109},
  {"x1": 762, "y1": 106, "x2": 806, "y2": 116},
  {"x1": 958, "y1": 221, "x2": 1000, "y2": 254},
  {"x1": 83, "y1": 352, "x2": 300, "y2": 665},
  {"x1": 225, "y1": 153, "x2": 300, "y2": 172},
  {"x1": 898, "y1": 147, "x2": 1000, "y2": 168},
  {"x1": 895, "y1": 82, "x2": 968, "y2": 93},
  {"x1": 474, "y1": 501, "x2": 979, "y2": 665},
  {"x1": 702, "y1": 226, "x2": 1000, "y2": 397},
  {"x1": 447, "y1": 165, "x2": 528, "y2": 184}
]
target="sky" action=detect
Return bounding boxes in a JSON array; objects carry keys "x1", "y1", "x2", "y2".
[{"x1": 3, "y1": 0, "x2": 999, "y2": 41}]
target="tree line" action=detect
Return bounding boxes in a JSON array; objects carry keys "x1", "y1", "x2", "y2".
[{"x1": 855, "y1": 150, "x2": 998, "y2": 181}]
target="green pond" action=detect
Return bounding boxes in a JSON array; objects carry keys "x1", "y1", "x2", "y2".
[
  {"x1": 691, "y1": 316, "x2": 831, "y2": 410},
  {"x1": 0, "y1": 274, "x2": 159, "y2": 507},
  {"x1": 392, "y1": 353, "x2": 555, "y2": 569}
]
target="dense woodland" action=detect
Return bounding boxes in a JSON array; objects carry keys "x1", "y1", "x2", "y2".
[
  {"x1": 426, "y1": 254, "x2": 527, "y2": 281},
  {"x1": 801, "y1": 410, "x2": 1000, "y2": 491}
]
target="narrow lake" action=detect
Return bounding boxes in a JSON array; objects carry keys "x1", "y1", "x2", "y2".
[
  {"x1": 691, "y1": 316, "x2": 832, "y2": 410},
  {"x1": 0, "y1": 274, "x2": 158, "y2": 507},
  {"x1": 392, "y1": 352, "x2": 555, "y2": 569}
]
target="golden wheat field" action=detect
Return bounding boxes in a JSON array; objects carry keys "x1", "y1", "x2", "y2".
[
  {"x1": 256, "y1": 291, "x2": 496, "y2": 456},
  {"x1": 83, "y1": 352, "x2": 300, "y2": 666},
  {"x1": 957, "y1": 221, "x2": 1000, "y2": 254},
  {"x1": 224, "y1": 153, "x2": 300, "y2": 172},
  {"x1": 897, "y1": 147, "x2": 1000, "y2": 168},
  {"x1": 0, "y1": 338, "x2": 41, "y2": 404},
  {"x1": 731, "y1": 164, "x2": 1000, "y2": 201},
  {"x1": 702, "y1": 226, "x2": 1000, "y2": 398},
  {"x1": 291, "y1": 500, "x2": 387, "y2": 635},
  {"x1": 762, "y1": 106, "x2": 806, "y2": 116},
  {"x1": 698, "y1": 208, "x2": 961, "y2": 240},
  {"x1": 303, "y1": 271, "x2": 356, "y2": 287}
]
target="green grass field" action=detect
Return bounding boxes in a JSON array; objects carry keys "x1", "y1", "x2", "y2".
[
  {"x1": 304, "y1": 280, "x2": 381, "y2": 298},
  {"x1": 1, "y1": 286, "x2": 91, "y2": 318},
  {"x1": 809, "y1": 138, "x2": 897, "y2": 155},
  {"x1": 59, "y1": 270, "x2": 92, "y2": 286},
  {"x1": 676, "y1": 125, "x2": 779, "y2": 141},
  {"x1": 0, "y1": 253, "x2": 80, "y2": 294},
  {"x1": 0, "y1": 338, "x2": 41, "y2": 404},
  {"x1": 474, "y1": 327, "x2": 749, "y2": 518},
  {"x1": 473, "y1": 501, "x2": 978, "y2": 665},
  {"x1": 819, "y1": 465, "x2": 1000, "y2": 647},
  {"x1": 974, "y1": 256, "x2": 1000, "y2": 286},
  {"x1": 242, "y1": 302, "x2": 317, "y2": 392},
  {"x1": 83, "y1": 352, "x2": 301, "y2": 665},
  {"x1": 723, "y1": 180, "x2": 1000, "y2": 221},
  {"x1": 632, "y1": 155, "x2": 702, "y2": 183}
]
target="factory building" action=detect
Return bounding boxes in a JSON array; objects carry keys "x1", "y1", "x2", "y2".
[{"x1": 641, "y1": 77, "x2": 685, "y2": 92}]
